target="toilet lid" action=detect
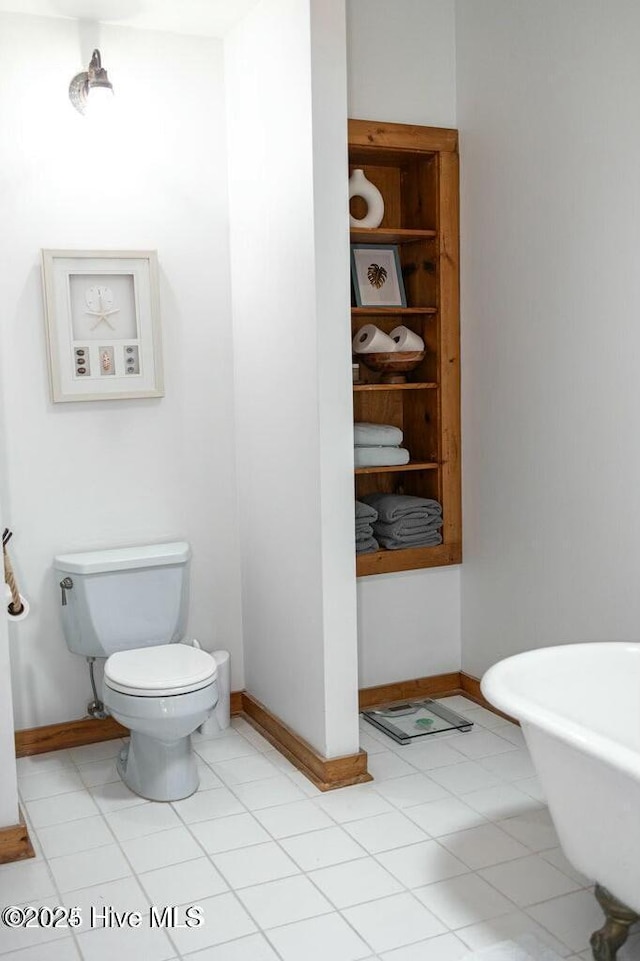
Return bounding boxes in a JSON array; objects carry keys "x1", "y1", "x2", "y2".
[{"x1": 104, "y1": 645, "x2": 217, "y2": 697}]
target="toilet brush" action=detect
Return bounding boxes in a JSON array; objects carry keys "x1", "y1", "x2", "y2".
[{"x1": 2, "y1": 528, "x2": 24, "y2": 616}]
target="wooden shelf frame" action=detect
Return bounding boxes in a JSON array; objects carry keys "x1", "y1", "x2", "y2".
[
  {"x1": 355, "y1": 461, "x2": 439, "y2": 476},
  {"x1": 351, "y1": 307, "x2": 437, "y2": 316},
  {"x1": 356, "y1": 542, "x2": 462, "y2": 577},
  {"x1": 353, "y1": 382, "x2": 437, "y2": 392},
  {"x1": 349, "y1": 119, "x2": 461, "y2": 575},
  {"x1": 350, "y1": 227, "x2": 436, "y2": 245}
]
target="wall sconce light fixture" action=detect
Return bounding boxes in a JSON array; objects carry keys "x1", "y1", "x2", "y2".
[{"x1": 69, "y1": 49, "x2": 113, "y2": 115}]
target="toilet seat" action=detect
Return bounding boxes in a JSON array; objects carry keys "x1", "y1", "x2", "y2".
[{"x1": 104, "y1": 644, "x2": 217, "y2": 697}]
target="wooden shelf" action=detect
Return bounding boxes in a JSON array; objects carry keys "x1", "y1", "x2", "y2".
[
  {"x1": 349, "y1": 119, "x2": 461, "y2": 577},
  {"x1": 352, "y1": 307, "x2": 437, "y2": 316},
  {"x1": 353, "y1": 382, "x2": 437, "y2": 392},
  {"x1": 356, "y1": 543, "x2": 462, "y2": 577},
  {"x1": 350, "y1": 227, "x2": 436, "y2": 245},
  {"x1": 355, "y1": 461, "x2": 438, "y2": 476},
  {"x1": 349, "y1": 121, "x2": 458, "y2": 156}
]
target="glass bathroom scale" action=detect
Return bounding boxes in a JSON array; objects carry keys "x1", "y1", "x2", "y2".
[{"x1": 362, "y1": 698, "x2": 474, "y2": 744}]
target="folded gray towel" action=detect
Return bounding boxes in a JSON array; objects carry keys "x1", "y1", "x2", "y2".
[
  {"x1": 356, "y1": 526, "x2": 374, "y2": 543},
  {"x1": 374, "y1": 516, "x2": 443, "y2": 539},
  {"x1": 355, "y1": 500, "x2": 378, "y2": 522},
  {"x1": 354, "y1": 422, "x2": 403, "y2": 447},
  {"x1": 356, "y1": 534, "x2": 379, "y2": 554},
  {"x1": 376, "y1": 525, "x2": 443, "y2": 545},
  {"x1": 354, "y1": 447, "x2": 410, "y2": 468},
  {"x1": 361, "y1": 493, "x2": 442, "y2": 523},
  {"x1": 355, "y1": 522, "x2": 374, "y2": 537},
  {"x1": 377, "y1": 530, "x2": 443, "y2": 550}
]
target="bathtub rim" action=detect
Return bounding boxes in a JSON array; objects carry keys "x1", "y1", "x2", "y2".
[{"x1": 481, "y1": 641, "x2": 640, "y2": 783}]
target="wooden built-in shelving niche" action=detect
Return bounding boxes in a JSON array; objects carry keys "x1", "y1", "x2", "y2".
[{"x1": 349, "y1": 120, "x2": 461, "y2": 576}]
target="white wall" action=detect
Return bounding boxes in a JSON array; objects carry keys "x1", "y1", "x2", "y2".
[
  {"x1": 0, "y1": 526, "x2": 19, "y2": 825},
  {"x1": 358, "y1": 568, "x2": 462, "y2": 685},
  {"x1": 0, "y1": 619, "x2": 19, "y2": 825},
  {"x1": 0, "y1": 336, "x2": 19, "y2": 825},
  {"x1": 457, "y1": 0, "x2": 640, "y2": 676},
  {"x1": 226, "y1": 0, "x2": 359, "y2": 757},
  {"x1": 347, "y1": 0, "x2": 462, "y2": 686},
  {"x1": 0, "y1": 13, "x2": 244, "y2": 728},
  {"x1": 347, "y1": 0, "x2": 456, "y2": 127}
]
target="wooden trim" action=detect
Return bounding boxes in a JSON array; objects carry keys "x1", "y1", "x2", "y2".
[
  {"x1": 0, "y1": 812, "x2": 35, "y2": 864},
  {"x1": 358, "y1": 671, "x2": 462, "y2": 710},
  {"x1": 240, "y1": 692, "x2": 372, "y2": 792},
  {"x1": 348, "y1": 119, "x2": 458, "y2": 154},
  {"x1": 230, "y1": 690, "x2": 243, "y2": 716},
  {"x1": 15, "y1": 716, "x2": 128, "y2": 758},
  {"x1": 15, "y1": 690, "x2": 246, "y2": 758},
  {"x1": 356, "y1": 543, "x2": 461, "y2": 577},
  {"x1": 359, "y1": 671, "x2": 517, "y2": 726},
  {"x1": 438, "y1": 146, "x2": 462, "y2": 559},
  {"x1": 13, "y1": 677, "x2": 513, "y2": 792},
  {"x1": 459, "y1": 672, "x2": 484, "y2": 705},
  {"x1": 460, "y1": 673, "x2": 517, "y2": 724},
  {"x1": 15, "y1": 689, "x2": 371, "y2": 793}
]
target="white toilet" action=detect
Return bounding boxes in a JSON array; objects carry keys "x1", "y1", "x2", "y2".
[{"x1": 54, "y1": 541, "x2": 218, "y2": 802}]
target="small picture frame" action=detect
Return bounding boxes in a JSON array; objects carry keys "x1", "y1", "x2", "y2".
[
  {"x1": 350, "y1": 244, "x2": 407, "y2": 308},
  {"x1": 41, "y1": 249, "x2": 164, "y2": 402}
]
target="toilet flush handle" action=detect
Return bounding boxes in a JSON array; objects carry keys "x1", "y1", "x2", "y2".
[{"x1": 59, "y1": 577, "x2": 73, "y2": 606}]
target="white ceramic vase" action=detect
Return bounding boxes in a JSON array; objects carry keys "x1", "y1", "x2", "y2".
[{"x1": 349, "y1": 168, "x2": 384, "y2": 228}]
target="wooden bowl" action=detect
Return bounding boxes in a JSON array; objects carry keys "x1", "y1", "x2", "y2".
[{"x1": 358, "y1": 350, "x2": 425, "y2": 384}]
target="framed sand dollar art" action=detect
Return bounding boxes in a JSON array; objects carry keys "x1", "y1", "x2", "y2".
[{"x1": 41, "y1": 249, "x2": 164, "y2": 402}]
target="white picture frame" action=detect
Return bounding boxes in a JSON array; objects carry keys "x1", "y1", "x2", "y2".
[
  {"x1": 350, "y1": 244, "x2": 407, "y2": 308},
  {"x1": 41, "y1": 249, "x2": 164, "y2": 402}
]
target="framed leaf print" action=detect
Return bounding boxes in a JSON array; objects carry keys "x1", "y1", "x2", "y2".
[{"x1": 350, "y1": 244, "x2": 407, "y2": 308}]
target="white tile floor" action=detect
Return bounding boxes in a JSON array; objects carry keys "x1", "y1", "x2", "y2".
[{"x1": 2, "y1": 697, "x2": 639, "y2": 961}]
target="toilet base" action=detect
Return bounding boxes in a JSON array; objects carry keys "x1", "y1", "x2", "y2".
[{"x1": 118, "y1": 732, "x2": 199, "y2": 802}]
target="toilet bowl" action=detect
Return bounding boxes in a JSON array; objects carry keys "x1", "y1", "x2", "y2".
[
  {"x1": 103, "y1": 644, "x2": 218, "y2": 801},
  {"x1": 54, "y1": 541, "x2": 219, "y2": 803}
]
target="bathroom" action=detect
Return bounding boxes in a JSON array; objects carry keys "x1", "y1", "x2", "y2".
[{"x1": 0, "y1": 0, "x2": 639, "y2": 959}]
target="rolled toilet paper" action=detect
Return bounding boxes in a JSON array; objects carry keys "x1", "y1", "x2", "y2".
[
  {"x1": 7, "y1": 594, "x2": 29, "y2": 622},
  {"x1": 199, "y1": 649, "x2": 231, "y2": 736},
  {"x1": 212, "y1": 650, "x2": 231, "y2": 731},
  {"x1": 389, "y1": 325, "x2": 425, "y2": 351},
  {"x1": 352, "y1": 325, "x2": 397, "y2": 354}
]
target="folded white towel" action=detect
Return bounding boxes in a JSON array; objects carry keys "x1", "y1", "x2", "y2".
[
  {"x1": 354, "y1": 422, "x2": 403, "y2": 447},
  {"x1": 354, "y1": 447, "x2": 410, "y2": 468}
]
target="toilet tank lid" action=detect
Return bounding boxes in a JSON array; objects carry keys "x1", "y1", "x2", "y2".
[{"x1": 54, "y1": 541, "x2": 190, "y2": 575}]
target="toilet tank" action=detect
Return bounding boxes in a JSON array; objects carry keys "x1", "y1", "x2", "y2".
[{"x1": 54, "y1": 542, "x2": 191, "y2": 657}]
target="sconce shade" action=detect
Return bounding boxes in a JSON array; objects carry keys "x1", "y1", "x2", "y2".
[{"x1": 69, "y1": 49, "x2": 113, "y2": 115}]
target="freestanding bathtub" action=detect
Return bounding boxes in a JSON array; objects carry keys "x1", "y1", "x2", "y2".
[{"x1": 482, "y1": 642, "x2": 640, "y2": 961}]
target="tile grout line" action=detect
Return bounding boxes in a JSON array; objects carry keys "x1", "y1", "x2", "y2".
[
  {"x1": 182, "y1": 720, "x2": 580, "y2": 957},
  {"x1": 17, "y1": 803, "x2": 85, "y2": 961},
  {"x1": 5, "y1": 708, "x2": 596, "y2": 961},
  {"x1": 163, "y1": 726, "x2": 300, "y2": 961},
  {"x1": 187, "y1": 724, "x2": 392, "y2": 958}
]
